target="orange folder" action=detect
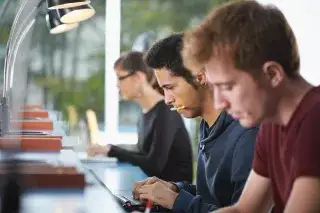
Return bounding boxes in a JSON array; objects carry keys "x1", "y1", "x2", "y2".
[
  {"x1": 0, "y1": 162, "x2": 85, "y2": 188},
  {"x1": 0, "y1": 136, "x2": 62, "y2": 151},
  {"x1": 11, "y1": 120, "x2": 53, "y2": 130},
  {"x1": 22, "y1": 104, "x2": 44, "y2": 110},
  {"x1": 19, "y1": 110, "x2": 49, "y2": 118}
]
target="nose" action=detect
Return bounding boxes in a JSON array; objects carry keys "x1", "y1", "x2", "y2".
[
  {"x1": 164, "y1": 91, "x2": 174, "y2": 105},
  {"x1": 213, "y1": 89, "x2": 229, "y2": 110}
]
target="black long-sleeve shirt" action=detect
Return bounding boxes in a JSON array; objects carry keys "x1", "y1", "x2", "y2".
[{"x1": 108, "y1": 100, "x2": 193, "y2": 182}]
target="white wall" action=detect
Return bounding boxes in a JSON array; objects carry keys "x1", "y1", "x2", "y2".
[
  {"x1": 104, "y1": 0, "x2": 121, "y2": 144},
  {"x1": 258, "y1": 0, "x2": 320, "y2": 85}
]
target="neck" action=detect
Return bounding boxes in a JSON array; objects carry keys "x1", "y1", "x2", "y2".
[
  {"x1": 201, "y1": 88, "x2": 222, "y2": 127},
  {"x1": 135, "y1": 85, "x2": 163, "y2": 113},
  {"x1": 272, "y1": 76, "x2": 313, "y2": 126}
]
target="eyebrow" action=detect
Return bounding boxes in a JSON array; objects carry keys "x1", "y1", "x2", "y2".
[
  {"x1": 215, "y1": 82, "x2": 229, "y2": 86},
  {"x1": 212, "y1": 81, "x2": 233, "y2": 86}
]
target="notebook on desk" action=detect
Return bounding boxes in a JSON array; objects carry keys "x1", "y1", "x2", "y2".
[{"x1": 9, "y1": 129, "x2": 51, "y2": 136}]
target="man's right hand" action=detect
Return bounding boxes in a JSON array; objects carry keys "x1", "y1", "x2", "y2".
[
  {"x1": 132, "y1": 176, "x2": 178, "y2": 199},
  {"x1": 87, "y1": 144, "x2": 111, "y2": 157}
]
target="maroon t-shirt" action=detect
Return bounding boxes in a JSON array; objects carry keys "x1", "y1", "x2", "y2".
[{"x1": 253, "y1": 86, "x2": 320, "y2": 213}]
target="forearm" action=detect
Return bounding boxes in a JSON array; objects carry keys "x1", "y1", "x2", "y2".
[
  {"x1": 109, "y1": 145, "x2": 146, "y2": 165},
  {"x1": 173, "y1": 191, "x2": 219, "y2": 213},
  {"x1": 109, "y1": 145, "x2": 165, "y2": 176},
  {"x1": 174, "y1": 181, "x2": 196, "y2": 195},
  {"x1": 116, "y1": 144, "x2": 139, "y2": 153}
]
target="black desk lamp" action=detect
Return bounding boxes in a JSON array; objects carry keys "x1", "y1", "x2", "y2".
[{"x1": 0, "y1": 0, "x2": 96, "y2": 137}]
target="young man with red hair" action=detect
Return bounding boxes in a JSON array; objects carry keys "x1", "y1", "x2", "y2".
[{"x1": 182, "y1": 1, "x2": 320, "y2": 213}]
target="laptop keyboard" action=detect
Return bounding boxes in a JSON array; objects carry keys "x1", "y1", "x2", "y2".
[{"x1": 114, "y1": 194, "x2": 141, "y2": 205}]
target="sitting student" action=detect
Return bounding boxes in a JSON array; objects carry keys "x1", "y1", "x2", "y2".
[
  {"x1": 182, "y1": 1, "x2": 320, "y2": 212},
  {"x1": 132, "y1": 33, "x2": 259, "y2": 213},
  {"x1": 87, "y1": 51, "x2": 193, "y2": 182}
]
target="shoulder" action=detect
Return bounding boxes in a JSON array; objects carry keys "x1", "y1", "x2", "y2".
[
  {"x1": 301, "y1": 101, "x2": 320, "y2": 124},
  {"x1": 155, "y1": 101, "x2": 184, "y2": 124},
  {"x1": 224, "y1": 123, "x2": 259, "y2": 161},
  {"x1": 152, "y1": 101, "x2": 172, "y2": 118},
  {"x1": 294, "y1": 101, "x2": 320, "y2": 141},
  {"x1": 234, "y1": 125, "x2": 260, "y2": 148},
  {"x1": 230, "y1": 126, "x2": 258, "y2": 171},
  {"x1": 291, "y1": 101, "x2": 320, "y2": 136},
  {"x1": 156, "y1": 101, "x2": 173, "y2": 114},
  {"x1": 293, "y1": 87, "x2": 320, "y2": 126},
  {"x1": 239, "y1": 126, "x2": 260, "y2": 139},
  {"x1": 220, "y1": 120, "x2": 259, "y2": 156},
  {"x1": 255, "y1": 122, "x2": 280, "y2": 143},
  {"x1": 293, "y1": 102, "x2": 320, "y2": 178},
  {"x1": 231, "y1": 120, "x2": 260, "y2": 142}
]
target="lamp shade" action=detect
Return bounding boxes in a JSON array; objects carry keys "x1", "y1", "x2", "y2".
[
  {"x1": 58, "y1": 4, "x2": 95, "y2": 24},
  {"x1": 47, "y1": 0, "x2": 90, "y2": 9},
  {"x1": 46, "y1": 9, "x2": 78, "y2": 34}
]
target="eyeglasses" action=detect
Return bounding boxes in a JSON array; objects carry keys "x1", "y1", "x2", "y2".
[{"x1": 117, "y1": 71, "x2": 135, "y2": 81}]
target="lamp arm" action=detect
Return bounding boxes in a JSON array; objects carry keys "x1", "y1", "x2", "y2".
[
  {"x1": 9, "y1": 19, "x2": 36, "y2": 91},
  {"x1": 0, "y1": 0, "x2": 43, "y2": 136},
  {"x1": 0, "y1": 19, "x2": 37, "y2": 137},
  {"x1": 3, "y1": 0, "x2": 30, "y2": 98},
  {"x1": 3, "y1": 0, "x2": 45, "y2": 98},
  {"x1": 6, "y1": 7, "x2": 38, "y2": 91}
]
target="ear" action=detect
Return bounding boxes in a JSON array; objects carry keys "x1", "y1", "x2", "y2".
[
  {"x1": 135, "y1": 71, "x2": 146, "y2": 82},
  {"x1": 195, "y1": 72, "x2": 207, "y2": 86},
  {"x1": 262, "y1": 61, "x2": 285, "y2": 88}
]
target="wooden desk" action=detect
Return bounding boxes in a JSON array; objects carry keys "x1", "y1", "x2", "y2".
[
  {"x1": 83, "y1": 160, "x2": 148, "y2": 197},
  {"x1": 0, "y1": 149, "x2": 150, "y2": 212},
  {"x1": 0, "y1": 150, "x2": 127, "y2": 213},
  {"x1": 21, "y1": 185, "x2": 126, "y2": 213},
  {"x1": 0, "y1": 106, "x2": 141, "y2": 212}
]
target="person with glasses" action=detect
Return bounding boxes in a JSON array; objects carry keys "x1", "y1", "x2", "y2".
[{"x1": 87, "y1": 51, "x2": 193, "y2": 182}]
